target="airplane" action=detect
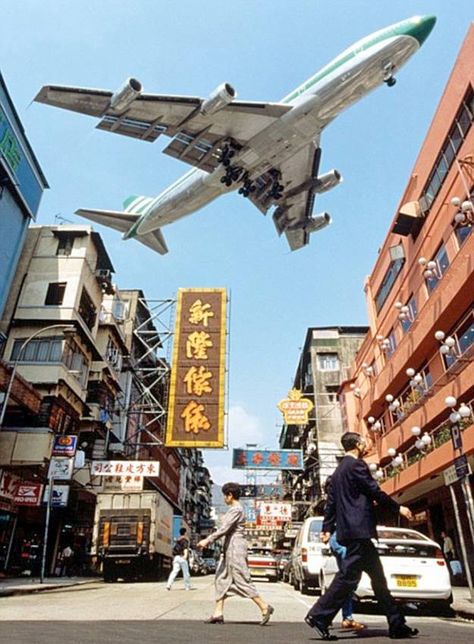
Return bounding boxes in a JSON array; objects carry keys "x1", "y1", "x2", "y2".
[{"x1": 35, "y1": 15, "x2": 436, "y2": 255}]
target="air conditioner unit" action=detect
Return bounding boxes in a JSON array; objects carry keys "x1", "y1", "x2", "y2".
[{"x1": 95, "y1": 269, "x2": 111, "y2": 279}]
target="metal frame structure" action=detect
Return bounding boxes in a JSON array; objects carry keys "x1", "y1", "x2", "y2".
[{"x1": 123, "y1": 298, "x2": 175, "y2": 449}]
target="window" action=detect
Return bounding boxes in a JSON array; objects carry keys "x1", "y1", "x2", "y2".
[
  {"x1": 63, "y1": 339, "x2": 89, "y2": 386},
  {"x1": 56, "y1": 233, "x2": 75, "y2": 256},
  {"x1": 317, "y1": 353, "x2": 340, "y2": 371},
  {"x1": 45, "y1": 282, "x2": 66, "y2": 306},
  {"x1": 78, "y1": 288, "x2": 96, "y2": 330},
  {"x1": 375, "y1": 258, "x2": 405, "y2": 313},
  {"x1": 106, "y1": 336, "x2": 122, "y2": 371},
  {"x1": 385, "y1": 328, "x2": 397, "y2": 358},
  {"x1": 11, "y1": 336, "x2": 63, "y2": 362},
  {"x1": 442, "y1": 308, "x2": 474, "y2": 370},
  {"x1": 400, "y1": 295, "x2": 418, "y2": 334},
  {"x1": 454, "y1": 216, "x2": 473, "y2": 247},
  {"x1": 418, "y1": 87, "x2": 474, "y2": 222},
  {"x1": 325, "y1": 385, "x2": 339, "y2": 403},
  {"x1": 425, "y1": 244, "x2": 450, "y2": 293}
]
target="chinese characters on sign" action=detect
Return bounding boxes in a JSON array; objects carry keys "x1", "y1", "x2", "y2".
[
  {"x1": 232, "y1": 448, "x2": 303, "y2": 470},
  {"x1": 166, "y1": 289, "x2": 227, "y2": 447},
  {"x1": 277, "y1": 388, "x2": 314, "y2": 425},
  {"x1": 91, "y1": 461, "x2": 160, "y2": 477}
]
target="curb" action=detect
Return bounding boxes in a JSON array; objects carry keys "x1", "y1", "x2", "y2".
[{"x1": 0, "y1": 579, "x2": 97, "y2": 598}]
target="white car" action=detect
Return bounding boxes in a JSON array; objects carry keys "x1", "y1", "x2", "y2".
[
  {"x1": 321, "y1": 526, "x2": 452, "y2": 609},
  {"x1": 291, "y1": 516, "x2": 325, "y2": 593}
]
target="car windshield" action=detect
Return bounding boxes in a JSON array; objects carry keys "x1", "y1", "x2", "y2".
[
  {"x1": 308, "y1": 519, "x2": 323, "y2": 542},
  {"x1": 248, "y1": 548, "x2": 273, "y2": 556}
]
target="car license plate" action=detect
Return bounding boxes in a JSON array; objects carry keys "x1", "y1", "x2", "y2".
[
  {"x1": 251, "y1": 569, "x2": 267, "y2": 576},
  {"x1": 395, "y1": 575, "x2": 417, "y2": 588},
  {"x1": 116, "y1": 559, "x2": 131, "y2": 564}
]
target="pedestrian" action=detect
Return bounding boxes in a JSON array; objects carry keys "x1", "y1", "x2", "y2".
[
  {"x1": 305, "y1": 432, "x2": 418, "y2": 641},
  {"x1": 166, "y1": 527, "x2": 191, "y2": 590},
  {"x1": 440, "y1": 531, "x2": 455, "y2": 562},
  {"x1": 60, "y1": 545, "x2": 74, "y2": 577},
  {"x1": 197, "y1": 481, "x2": 274, "y2": 626},
  {"x1": 323, "y1": 477, "x2": 365, "y2": 632}
]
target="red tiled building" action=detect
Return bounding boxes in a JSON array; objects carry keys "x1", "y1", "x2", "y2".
[{"x1": 341, "y1": 25, "x2": 474, "y2": 579}]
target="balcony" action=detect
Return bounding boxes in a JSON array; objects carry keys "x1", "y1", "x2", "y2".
[{"x1": 0, "y1": 427, "x2": 53, "y2": 466}]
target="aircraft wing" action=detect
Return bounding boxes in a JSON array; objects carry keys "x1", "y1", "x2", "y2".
[
  {"x1": 248, "y1": 143, "x2": 322, "y2": 251},
  {"x1": 35, "y1": 84, "x2": 291, "y2": 173}
]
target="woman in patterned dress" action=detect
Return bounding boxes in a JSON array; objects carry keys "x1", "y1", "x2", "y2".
[{"x1": 197, "y1": 481, "x2": 274, "y2": 625}]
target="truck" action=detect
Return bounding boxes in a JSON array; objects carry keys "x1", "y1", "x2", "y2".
[{"x1": 91, "y1": 491, "x2": 173, "y2": 582}]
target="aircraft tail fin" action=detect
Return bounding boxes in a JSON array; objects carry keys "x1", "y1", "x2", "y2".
[
  {"x1": 75, "y1": 207, "x2": 168, "y2": 255},
  {"x1": 123, "y1": 194, "x2": 156, "y2": 215}
]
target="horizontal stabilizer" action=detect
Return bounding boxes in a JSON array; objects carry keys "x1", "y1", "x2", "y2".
[
  {"x1": 137, "y1": 228, "x2": 168, "y2": 255},
  {"x1": 75, "y1": 208, "x2": 139, "y2": 234}
]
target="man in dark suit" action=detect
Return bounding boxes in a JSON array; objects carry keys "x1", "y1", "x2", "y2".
[{"x1": 305, "y1": 432, "x2": 418, "y2": 641}]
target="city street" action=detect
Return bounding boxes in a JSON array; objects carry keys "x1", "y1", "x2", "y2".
[{"x1": 0, "y1": 577, "x2": 472, "y2": 644}]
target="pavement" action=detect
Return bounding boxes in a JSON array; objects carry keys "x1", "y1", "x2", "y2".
[
  {"x1": 1, "y1": 575, "x2": 473, "y2": 619},
  {"x1": 0, "y1": 576, "x2": 97, "y2": 597},
  {"x1": 0, "y1": 577, "x2": 473, "y2": 644}
]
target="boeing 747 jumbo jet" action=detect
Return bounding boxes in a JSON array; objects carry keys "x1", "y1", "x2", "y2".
[{"x1": 35, "y1": 15, "x2": 435, "y2": 255}]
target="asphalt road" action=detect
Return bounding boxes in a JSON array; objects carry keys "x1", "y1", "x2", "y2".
[{"x1": 0, "y1": 577, "x2": 472, "y2": 644}]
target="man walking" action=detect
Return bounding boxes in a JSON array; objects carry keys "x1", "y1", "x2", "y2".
[
  {"x1": 305, "y1": 432, "x2": 418, "y2": 641},
  {"x1": 166, "y1": 527, "x2": 191, "y2": 591}
]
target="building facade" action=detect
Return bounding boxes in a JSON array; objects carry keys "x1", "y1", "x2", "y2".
[
  {"x1": 280, "y1": 326, "x2": 368, "y2": 520},
  {"x1": 340, "y1": 25, "x2": 474, "y2": 579},
  {"x1": 0, "y1": 71, "x2": 48, "y2": 323}
]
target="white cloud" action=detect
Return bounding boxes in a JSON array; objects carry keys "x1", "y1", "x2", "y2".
[{"x1": 202, "y1": 403, "x2": 265, "y2": 485}]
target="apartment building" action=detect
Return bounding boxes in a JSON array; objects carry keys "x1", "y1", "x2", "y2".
[
  {"x1": 340, "y1": 25, "x2": 474, "y2": 577},
  {"x1": 279, "y1": 326, "x2": 368, "y2": 520}
]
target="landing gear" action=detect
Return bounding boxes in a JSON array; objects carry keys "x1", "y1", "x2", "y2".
[
  {"x1": 220, "y1": 165, "x2": 243, "y2": 187},
  {"x1": 267, "y1": 169, "x2": 284, "y2": 200},
  {"x1": 217, "y1": 143, "x2": 237, "y2": 167},
  {"x1": 238, "y1": 174, "x2": 256, "y2": 197},
  {"x1": 383, "y1": 61, "x2": 396, "y2": 87}
]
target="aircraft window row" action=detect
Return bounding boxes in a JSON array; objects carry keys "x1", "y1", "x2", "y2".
[{"x1": 417, "y1": 86, "x2": 474, "y2": 230}]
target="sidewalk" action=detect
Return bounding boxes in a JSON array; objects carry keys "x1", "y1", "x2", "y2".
[
  {"x1": 0, "y1": 576, "x2": 97, "y2": 597},
  {"x1": 452, "y1": 586, "x2": 474, "y2": 620}
]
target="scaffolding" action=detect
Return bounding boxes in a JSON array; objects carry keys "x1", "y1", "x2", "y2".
[{"x1": 123, "y1": 297, "x2": 175, "y2": 450}]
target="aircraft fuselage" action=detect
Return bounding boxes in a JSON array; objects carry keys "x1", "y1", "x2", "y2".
[{"x1": 129, "y1": 17, "x2": 431, "y2": 239}]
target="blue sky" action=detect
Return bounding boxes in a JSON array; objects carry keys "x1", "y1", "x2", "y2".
[{"x1": 1, "y1": 1, "x2": 472, "y2": 484}]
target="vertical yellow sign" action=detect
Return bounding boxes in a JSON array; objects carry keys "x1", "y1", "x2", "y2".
[{"x1": 165, "y1": 288, "x2": 227, "y2": 447}]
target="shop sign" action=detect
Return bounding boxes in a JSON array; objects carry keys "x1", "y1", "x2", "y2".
[
  {"x1": 256, "y1": 502, "x2": 292, "y2": 520},
  {"x1": 240, "y1": 483, "x2": 284, "y2": 498},
  {"x1": 0, "y1": 103, "x2": 45, "y2": 215},
  {"x1": 103, "y1": 475, "x2": 144, "y2": 491},
  {"x1": 443, "y1": 455, "x2": 472, "y2": 486},
  {"x1": 277, "y1": 388, "x2": 314, "y2": 425},
  {"x1": 43, "y1": 484, "x2": 70, "y2": 507},
  {"x1": 52, "y1": 435, "x2": 78, "y2": 457},
  {"x1": 14, "y1": 483, "x2": 43, "y2": 506},
  {"x1": 165, "y1": 288, "x2": 227, "y2": 448},
  {"x1": 48, "y1": 457, "x2": 74, "y2": 480},
  {"x1": 0, "y1": 470, "x2": 21, "y2": 501},
  {"x1": 232, "y1": 448, "x2": 303, "y2": 470},
  {"x1": 91, "y1": 460, "x2": 160, "y2": 477}
]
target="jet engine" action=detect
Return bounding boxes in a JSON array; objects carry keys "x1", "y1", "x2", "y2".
[
  {"x1": 304, "y1": 212, "x2": 332, "y2": 233},
  {"x1": 109, "y1": 78, "x2": 142, "y2": 113},
  {"x1": 200, "y1": 83, "x2": 236, "y2": 116},
  {"x1": 312, "y1": 170, "x2": 342, "y2": 194}
]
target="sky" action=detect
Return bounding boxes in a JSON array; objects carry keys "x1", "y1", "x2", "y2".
[{"x1": 1, "y1": 1, "x2": 472, "y2": 484}]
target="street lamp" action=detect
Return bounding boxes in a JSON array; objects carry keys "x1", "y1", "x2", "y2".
[{"x1": 0, "y1": 323, "x2": 76, "y2": 427}]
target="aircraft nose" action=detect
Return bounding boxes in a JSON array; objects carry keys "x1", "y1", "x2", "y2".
[{"x1": 406, "y1": 15, "x2": 437, "y2": 46}]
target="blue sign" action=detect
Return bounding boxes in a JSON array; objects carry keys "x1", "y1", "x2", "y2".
[
  {"x1": 52, "y1": 435, "x2": 78, "y2": 457},
  {"x1": 240, "y1": 484, "x2": 284, "y2": 498},
  {"x1": 0, "y1": 102, "x2": 45, "y2": 216},
  {"x1": 233, "y1": 448, "x2": 303, "y2": 470}
]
